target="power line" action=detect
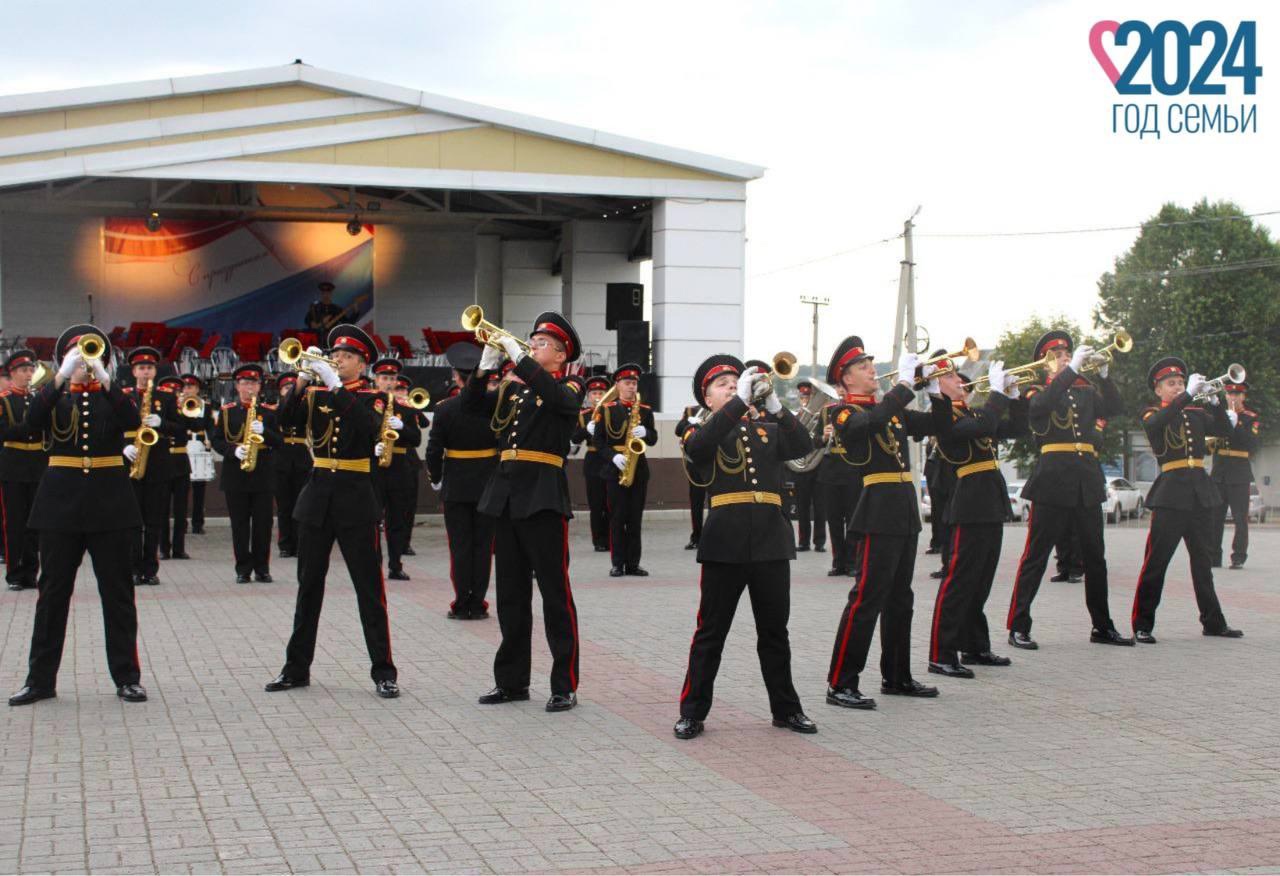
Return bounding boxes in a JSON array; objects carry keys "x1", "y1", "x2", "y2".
[
  {"x1": 918, "y1": 209, "x2": 1280, "y2": 240},
  {"x1": 750, "y1": 234, "x2": 898, "y2": 279},
  {"x1": 1113, "y1": 255, "x2": 1280, "y2": 283}
]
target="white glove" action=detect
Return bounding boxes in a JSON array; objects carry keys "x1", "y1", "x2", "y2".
[
  {"x1": 430, "y1": 480, "x2": 442, "y2": 492},
  {"x1": 234, "y1": 445, "x2": 249, "y2": 460},
  {"x1": 374, "y1": 442, "x2": 386, "y2": 458},
  {"x1": 921, "y1": 362, "x2": 940, "y2": 379},
  {"x1": 143, "y1": 414, "x2": 161, "y2": 428},
  {"x1": 1070, "y1": 345, "x2": 1094, "y2": 373},
  {"x1": 310, "y1": 359, "x2": 341, "y2": 390},
  {"x1": 631, "y1": 425, "x2": 647, "y2": 439},
  {"x1": 479, "y1": 344, "x2": 505, "y2": 372},
  {"x1": 895, "y1": 352, "x2": 919, "y2": 388},
  {"x1": 1186, "y1": 373, "x2": 1207, "y2": 397},
  {"x1": 123, "y1": 445, "x2": 139, "y2": 462},
  {"x1": 987, "y1": 361, "x2": 1008, "y2": 397},
  {"x1": 612, "y1": 452, "x2": 627, "y2": 471},
  {"x1": 736, "y1": 366, "x2": 759, "y2": 404},
  {"x1": 249, "y1": 419, "x2": 264, "y2": 435},
  {"x1": 295, "y1": 370, "x2": 312, "y2": 386},
  {"x1": 1206, "y1": 393, "x2": 1220, "y2": 406},
  {"x1": 90, "y1": 357, "x2": 111, "y2": 386},
  {"x1": 1006, "y1": 380, "x2": 1021, "y2": 400},
  {"x1": 764, "y1": 391, "x2": 783, "y2": 414},
  {"x1": 1227, "y1": 410, "x2": 1239, "y2": 426},
  {"x1": 498, "y1": 335, "x2": 524, "y2": 363},
  {"x1": 58, "y1": 347, "x2": 83, "y2": 379},
  {"x1": 586, "y1": 420, "x2": 596, "y2": 436},
  {"x1": 1097, "y1": 360, "x2": 1110, "y2": 379},
  {"x1": 388, "y1": 415, "x2": 404, "y2": 431},
  {"x1": 927, "y1": 378, "x2": 941, "y2": 395}
]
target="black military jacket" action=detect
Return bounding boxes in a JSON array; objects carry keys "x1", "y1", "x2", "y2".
[
  {"x1": 210, "y1": 402, "x2": 283, "y2": 493},
  {"x1": 270, "y1": 390, "x2": 314, "y2": 476},
  {"x1": 368, "y1": 394, "x2": 422, "y2": 481},
  {"x1": 26, "y1": 379, "x2": 142, "y2": 532},
  {"x1": 462, "y1": 356, "x2": 584, "y2": 520},
  {"x1": 1020, "y1": 366, "x2": 1121, "y2": 507},
  {"x1": 1210, "y1": 409, "x2": 1260, "y2": 485},
  {"x1": 425, "y1": 394, "x2": 499, "y2": 505},
  {"x1": 1141, "y1": 392, "x2": 1232, "y2": 511},
  {"x1": 122, "y1": 385, "x2": 185, "y2": 482},
  {"x1": 279, "y1": 379, "x2": 382, "y2": 526},
  {"x1": 682, "y1": 396, "x2": 812, "y2": 564},
  {"x1": 817, "y1": 396, "x2": 871, "y2": 488},
  {"x1": 930, "y1": 392, "x2": 1026, "y2": 524},
  {"x1": 0, "y1": 389, "x2": 49, "y2": 482},
  {"x1": 571, "y1": 408, "x2": 605, "y2": 478},
  {"x1": 836, "y1": 383, "x2": 935, "y2": 536},
  {"x1": 591, "y1": 399, "x2": 658, "y2": 484}
]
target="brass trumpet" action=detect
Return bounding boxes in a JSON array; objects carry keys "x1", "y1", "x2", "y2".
[
  {"x1": 181, "y1": 396, "x2": 205, "y2": 417},
  {"x1": 1193, "y1": 364, "x2": 1247, "y2": 403},
  {"x1": 752, "y1": 351, "x2": 799, "y2": 402},
  {"x1": 406, "y1": 387, "x2": 430, "y2": 409},
  {"x1": 965, "y1": 352, "x2": 1056, "y2": 391},
  {"x1": 882, "y1": 337, "x2": 980, "y2": 382},
  {"x1": 461, "y1": 305, "x2": 531, "y2": 354},
  {"x1": 279, "y1": 337, "x2": 339, "y2": 378},
  {"x1": 78, "y1": 334, "x2": 106, "y2": 362},
  {"x1": 1080, "y1": 329, "x2": 1133, "y2": 374}
]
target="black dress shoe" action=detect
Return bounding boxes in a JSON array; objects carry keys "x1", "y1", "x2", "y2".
[
  {"x1": 1204, "y1": 626, "x2": 1244, "y2": 638},
  {"x1": 1229, "y1": 562, "x2": 1245, "y2": 570},
  {"x1": 469, "y1": 609, "x2": 490, "y2": 620},
  {"x1": 1049, "y1": 572, "x2": 1069, "y2": 582},
  {"x1": 797, "y1": 544, "x2": 811, "y2": 552},
  {"x1": 375, "y1": 680, "x2": 400, "y2": 699},
  {"x1": 446, "y1": 608, "x2": 468, "y2": 620},
  {"x1": 6, "y1": 582, "x2": 21, "y2": 592},
  {"x1": 881, "y1": 679, "x2": 939, "y2": 698},
  {"x1": 235, "y1": 574, "x2": 251, "y2": 584},
  {"x1": 8, "y1": 686, "x2": 55, "y2": 706},
  {"x1": 1068, "y1": 574, "x2": 1083, "y2": 583},
  {"x1": 388, "y1": 568, "x2": 410, "y2": 581},
  {"x1": 402, "y1": 546, "x2": 416, "y2": 557},
  {"x1": 772, "y1": 712, "x2": 818, "y2": 734},
  {"x1": 1134, "y1": 629, "x2": 1158, "y2": 644},
  {"x1": 594, "y1": 545, "x2": 610, "y2": 552},
  {"x1": 160, "y1": 550, "x2": 171, "y2": 560},
  {"x1": 1090, "y1": 627, "x2": 1134, "y2": 646},
  {"x1": 815, "y1": 545, "x2": 826, "y2": 552},
  {"x1": 1008, "y1": 631, "x2": 1038, "y2": 650},
  {"x1": 609, "y1": 566, "x2": 625, "y2": 577},
  {"x1": 546, "y1": 692, "x2": 577, "y2": 712},
  {"x1": 279, "y1": 549, "x2": 296, "y2": 558},
  {"x1": 929, "y1": 569, "x2": 946, "y2": 579},
  {"x1": 674, "y1": 716, "x2": 704, "y2": 739},
  {"x1": 478, "y1": 687, "x2": 529, "y2": 704},
  {"x1": 264, "y1": 674, "x2": 309, "y2": 692},
  {"x1": 961, "y1": 651, "x2": 1011, "y2": 666},
  {"x1": 254, "y1": 572, "x2": 273, "y2": 583},
  {"x1": 928, "y1": 661, "x2": 975, "y2": 679},
  {"x1": 825, "y1": 686, "x2": 876, "y2": 709},
  {"x1": 173, "y1": 551, "x2": 191, "y2": 560},
  {"x1": 684, "y1": 539, "x2": 698, "y2": 550},
  {"x1": 117, "y1": 683, "x2": 147, "y2": 702},
  {"x1": 625, "y1": 566, "x2": 649, "y2": 577},
  {"x1": 827, "y1": 567, "x2": 848, "y2": 577},
  {"x1": 924, "y1": 547, "x2": 940, "y2": 555},
  {"x1": 142, "y1": 576, "x2": 160, "y2": 586}
]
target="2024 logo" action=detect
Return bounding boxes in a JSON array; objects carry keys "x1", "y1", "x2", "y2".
[{"x1": 1090, "y1": 20, "x2": 1261, "y2": 95}]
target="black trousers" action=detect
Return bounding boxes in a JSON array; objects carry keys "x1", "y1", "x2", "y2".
[
  {"x1": 1132, "y1": 504, "x2": 1229, "y2": 634},
  {"x1": 584, "y1": 464, "x2": 609, "y2": 549},
  {"x1": 605, "y1": 478, "x2": 646, "y2": 569},
  {"x1": 1210, "y1": 481, "x2": 1250, "y2": 566},
  {"x1": 679, "y1": 559, "x2": 803, "y2": 721},
  {"x1": 160, "y1": 472, "x2": 190, "y2": 556},
  {"x1": 226, "y1": 490, "x2": 273, "y2": 576},
  {"x1": 2, "y1": 480, "x2": 39, "y2": 586},
  {"x1": 492, "y1": 510, "x2": 579, "y2": 695},
  {"x1": 191, "y1": 481, "x2": 207, "y2": 530},
  {"x1": 688, "y1": 482, "x2": 706, "y2": 544},
  {"x1": 828, "y1": 532, "x2": 918, "y2": 691},
  {"x1": 1007, "y1": 502, "x2": 1116, "y2": 635},
  {"x1": 275, "y1": 465, "x2": 309, "y2": 553},
  {"x1": 928, "y1": 488, "x2": 952, "y2": 552},
  {"x1": 383, "y1": 486, "x2": 415, "y2": 570},
  {"x1": 130, "y1": 477, "x2": 166, "y2": 578},
  {"x1": 929, "y1": 523, "x2": 1002, "y2": 665},
  {"x1": 444, "y1": 501, "x2": 494, "y2": 614},
  {"x1": 822, "y1": 481, "x2": 859, "y2": 572},
  {"x1": 404, "y1": 470, "x2": 420, "y2": 549},
  {"x1": 284, "y1": 519, "x2": 396, "y2": 682},
  {"x1": 26, "y1": 528, "x2": 140, "y2": 690},
  {"x1": 1054, "y1": 515, "x2": 1083, "y2": 577},
  {"x1": 793, "y1": 471, "x2": 825, "y2": 548}
]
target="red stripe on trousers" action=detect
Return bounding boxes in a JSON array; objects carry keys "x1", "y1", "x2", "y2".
[
  {"x1": 828, "y1": 533, "x2": 872, "y2": 686},
  {"x1": 1131, "y1": 510, "x2": 1156, "y2": 630},
  {"x1": 679, "y1": 565, "x2": 706, "y2": 703},
  {"x1": 930, "y1": 525, "x2": 963, "y2": 663},
  {"x1": 375, "y1": 525, "x2": 392, "y2": 663},
  {"x1": 560, "y1": 517, "x2": 579, "y2": 690},
  {"x1": 1006, "y1": 504, "x2": 1036, "y2": 630}
]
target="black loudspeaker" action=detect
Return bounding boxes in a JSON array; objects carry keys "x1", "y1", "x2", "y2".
[
  {"x1": 616, "y1": 319, "x2": 650, "y2": 370},
  {"x1": 638, "y1": 372, "x2": 661, "y2": 412},
  {"x1": 606, "y1": 282, "x2": 644, "y2": 330}
]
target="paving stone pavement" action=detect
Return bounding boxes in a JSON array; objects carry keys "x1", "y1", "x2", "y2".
[{"x1": 0, "y1": 515, "x2": 1277, "y2": 874}]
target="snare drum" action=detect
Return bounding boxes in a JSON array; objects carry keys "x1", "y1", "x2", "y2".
[{"x1": 188, "y1": 440, "x2": 216, "y2": 482}]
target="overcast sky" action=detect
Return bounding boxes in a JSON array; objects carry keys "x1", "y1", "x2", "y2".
[{"x1": 2, "y1": 0, "x2": 1275, "y2": 364}]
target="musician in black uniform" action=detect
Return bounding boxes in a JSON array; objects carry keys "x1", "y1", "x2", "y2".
[
  {"x1": 1005, "y1": 332, "x2": 1130, "y2": 649},
  {"x1": 593, "y1": 363, "x2": 658, "y2": 577},
  {"x1": 273, "y1": 372, "x2": 309, "y2": 558},
  {"x1": 924, "y1": 439, "x2": 957, "y2": 578},
  {"x1": 825, "y1": 344, "x2": 940, "y2": 711},
  {"x1": 1131, "y1": 358, "x2": 1244, "y2": 643},
  {"x1": 9, "y1": 325, "x2": 147, "y2": 706},
  {"x1": 426, "y1": 342, "x2": 498, "y2": 619},
  {"x1": 303, "y1": 281, "x2": 359, "y2": 333},
  {"x1": 370, "y1": 357, "x2": 421, "y2": 581},
  {"x1": 817, "y1": 339, "x2": 873, "y2": 578},
  {"x1": 465, "y1": 312, "x2": 584, "y2": 713},
  {"x1": 395, "y1": 373, "x2": 426, "y2": 558},
  {"x1": 573, "y1": 375, "x2": 611, "y2": 552},
  {"x1": 0, "y1": 366, "x2": 9, "y2": 563},
  {"x1": 122, "y1": 347, "x2": 183, "y2": 587},
  {"x1": 180, "y1": 374, "x2": 213, "y2": 535},
  {"x1": 674, "y1": 356, "x2": 817, "y2": 739},
  {"x1": 925, "y1": 357, "x2": 1024, "y2": 678},
  {"x1": 673, "y1": 402, "x2": 708, "y2": 551},
  {"x1": 210, "y1": 364, "x2": 282, "y2": 584},
  {"x1": 266, "y1": 324, "x2": 399, "y2": 698},
  {"x1": 789, "y1": 379, "x2": 826, "y2": 553},
  {"x1": 1210, "y1": 378, "x2": 1259, "y2": 570},
  {"x1": 0, "y1": 349, "x2": 48, "y2": 591},
  {"x1": 156, "y1": 375, "x2": 192, "y2": 560}
]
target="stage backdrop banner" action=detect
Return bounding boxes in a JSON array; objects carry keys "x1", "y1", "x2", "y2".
[{"x1": 101, "y1": 218, "x2": 373, "y2": 340}]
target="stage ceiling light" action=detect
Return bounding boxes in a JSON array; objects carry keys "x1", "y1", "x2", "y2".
[{"x1": 346, "y1": 218, "x2": 362, "y2": 236}]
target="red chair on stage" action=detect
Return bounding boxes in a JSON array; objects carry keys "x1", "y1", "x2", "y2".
[
  {"x1": 25, "y1": 337, "x2": 56, "y2": 360},
  {"x1": 167, "y1": 327, "x2": 203, "y2": 363},
  {"x1": 371, "y1": 333, "x2": 389, "y2": 355},
  {"x1": 388, "y1": 335, "x2": 415, "y2": 359},
  {"x1": 231, "y1": 331, "x2": 273, "y2": 363}
]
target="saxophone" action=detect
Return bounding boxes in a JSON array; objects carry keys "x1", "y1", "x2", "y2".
[
  {"x1": 239, "y1": 395, "x2": 264, "y2": 472},
  {"x1": 128, "y1": 380, "x2": 159, "y2": 480},
  {"x1": 376, "y1": 390, "x2": 398, "y2": 468},
  {"x1": 618, "y1": 391, "x2": 646, "y2": 487}
]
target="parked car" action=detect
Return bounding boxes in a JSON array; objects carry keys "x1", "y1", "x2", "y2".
[
  {"x1": 1225, "y1": 484, "x2": 1269, "y2": 523},
  {"x1": 1105, "y1": 477, "x2": 1143, "y2": 523},
  {"x1": 1007, "y1": 480, "x2": 1029, "y2": 521},
  {"x1": 920, "y1": 480, "x2": 931, "y2": 522}
]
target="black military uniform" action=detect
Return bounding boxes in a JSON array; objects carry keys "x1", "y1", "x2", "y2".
[
  {"x1": 156, "y1": 375, "x2": 191, "y2": 560},
  {"x1": 572, "y1": 376, "x2": 611, "y2": 552},
  {"x1": 267, "y1": 325, "x2": 399, "y2": 697},
  {"x1": 210, "y1": 364, "x2": 282, "y2": 583},
  {"x1": 396, "y1": 373, "x2": 427, "y2": 559},
  {"x1": 825, "y1": 350, "x2": 940, "y2": 709},
  {"x1": 817, "y1": 339, "x2": 872, "y2": 578},
  {"x1": 1005, "y1": 332, "x2": 1126, "y2": 648},
  {"x1": 303, "y1": 281, "x2": 349, "y2": 332},
  {"x1": 1132, "y1": 357, "x2": 1242, "y2": 641},
  {"x1": 10, "y1": 325, "x2": 146, "y2": 706},
  {"x1": 122, "y1": 347, "x2": 184, "y2": 586},
  {"x1": 425, "y1": 342, "x2": 498, "y2": 619},
  {"x1": 924, "y1": 438, "x2": 957, "y2": 576},
  {"x1": 593, "y1": 363, "x2": 658, "y2": 576},
  {"x1": 368, "y1": 357, "x2": 422, "y2": 581},
  {"x1": 179, "y1": 374, "x2": 214, "y2": 536},
  {"x1": 788, "y1": 381, "x2": 826, "y2": 553},
  {"x1": 1210, "y1": 379, "x2": 1259, "y2": 569},
  {"x1": 464, "y1": 312, "x2": 584, "y2": 712},
  {"x1": 675, "y1": 403, "x2": 708, "y2": 550},
  {"x1": 675, "y1": 355, "x2": 816, "y2": 739},
  {"x1": 0, "y1": 349, "x2": 48, "y2": 590},
  {"x1": 273, "y1": 372, "x2": 310, "y2": 558}
]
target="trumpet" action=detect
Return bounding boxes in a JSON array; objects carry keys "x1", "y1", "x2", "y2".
[
  {"x1": 279, "y1": 338, "x2": 339, "y2": 378},
  {"x1": 78, "y1": 334, "x2": 106, "y2": 362},
  {"x1": 461, "y1": 305, "x2": 531, "y2": 355},
  {"x1": 751, "y1": 351, "x2": 799, "y2": 402},
  {"x1": 1193, "y1": 364, "x2": 1247, "y2": 403},
  {"x1": 406, "y1": 387, "x2": 430, "y2": 410},
  {"x1": 882, "y1": 337, "x2": 980, "y2": 383},
  {"x1": 181, "y1": 396, "x2": 205, "y2": 418},
  {"x1": 964, "y1": 352, "x2": 1056, "y2": 391},
  {"x1": 1080, "y1": 329, "x2": 1133, "y2": 374}
]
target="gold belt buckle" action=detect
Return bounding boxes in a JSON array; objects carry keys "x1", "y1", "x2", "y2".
[
  {"x1": 753, "y1": 491, "x2": 765, "y2": 503},
  {"x1": 82, "y1": 456, "x2": 92, "y2": 470}
]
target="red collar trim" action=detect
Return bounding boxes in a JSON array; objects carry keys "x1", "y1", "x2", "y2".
[
  {"x1": 844, "y1": 393, "x2": 874, "y2": 404},
  {"x1": 69, "y1": 382, "x2": 102, "y2": 393},
  {"x1": 342, "y1": 378, "x2": 364, "y2": 390}
]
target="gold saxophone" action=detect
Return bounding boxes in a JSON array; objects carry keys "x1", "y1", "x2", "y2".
[
  {"x1": 129, "y1": 380, "x2": 159, "y2": 480},
  {"x1": 377, "y1": 390, "x2": 399, "y2": 468},
  {"x1": 239, "y1": 395, "x2": 264, "y2": 472},
  {"x1": 618, "y1": 392, "x2": 646, "y2": 487}
]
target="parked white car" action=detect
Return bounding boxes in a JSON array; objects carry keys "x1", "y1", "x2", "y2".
[
  {"x1": 1007, "y1": 480, "x2": 1029, "y2": 521},
  {"x1": 1105, "y1": 477, "x2": 1144, "y2": 523}
]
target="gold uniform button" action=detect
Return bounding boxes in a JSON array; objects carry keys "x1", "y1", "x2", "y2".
[{"x1": 751, "y1": 478, "x2": 759, "y2": 485}]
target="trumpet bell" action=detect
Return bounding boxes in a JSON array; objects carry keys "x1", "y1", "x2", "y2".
[
  {"x1": 1227, "y1": 363, "x2": 1247, "y2": 383},
  {"x1": 1114, "y1": 329, "x2": 1133, "y2": 353},
  {"x1": 407, "y1": 387, "x2": 431, "y2": 409},
  {"x1": 181, "y1": 396, "x2": 203, "y2": 416},
  {"x1": 279, "y1": 337, "x2": 303, "y2": 365},
  {"x1": 461, "y1": 304, "x2": 484, "y2": 332},
  {"x1": 772, "y1": 351, "x2": 799, "y2": 380},
  {"x1": 960, "y1": 337, "x2": 981, "y2": 362},
  {"x1": 77, "y1": 334, "x2": 106, "y2": 361}
]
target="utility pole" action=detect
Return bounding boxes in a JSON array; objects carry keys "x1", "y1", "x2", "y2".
[
  {"x1": 799, "y1": 294, "x2": 829, "y2": 378},
  {"x1": 892, "y1": 206, "x2": 923, "y2": 509}
]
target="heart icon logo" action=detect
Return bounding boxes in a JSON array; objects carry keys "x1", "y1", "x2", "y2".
[{"x1": 1089, "y1": 20, "x2": 1122, "y2": 85}]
